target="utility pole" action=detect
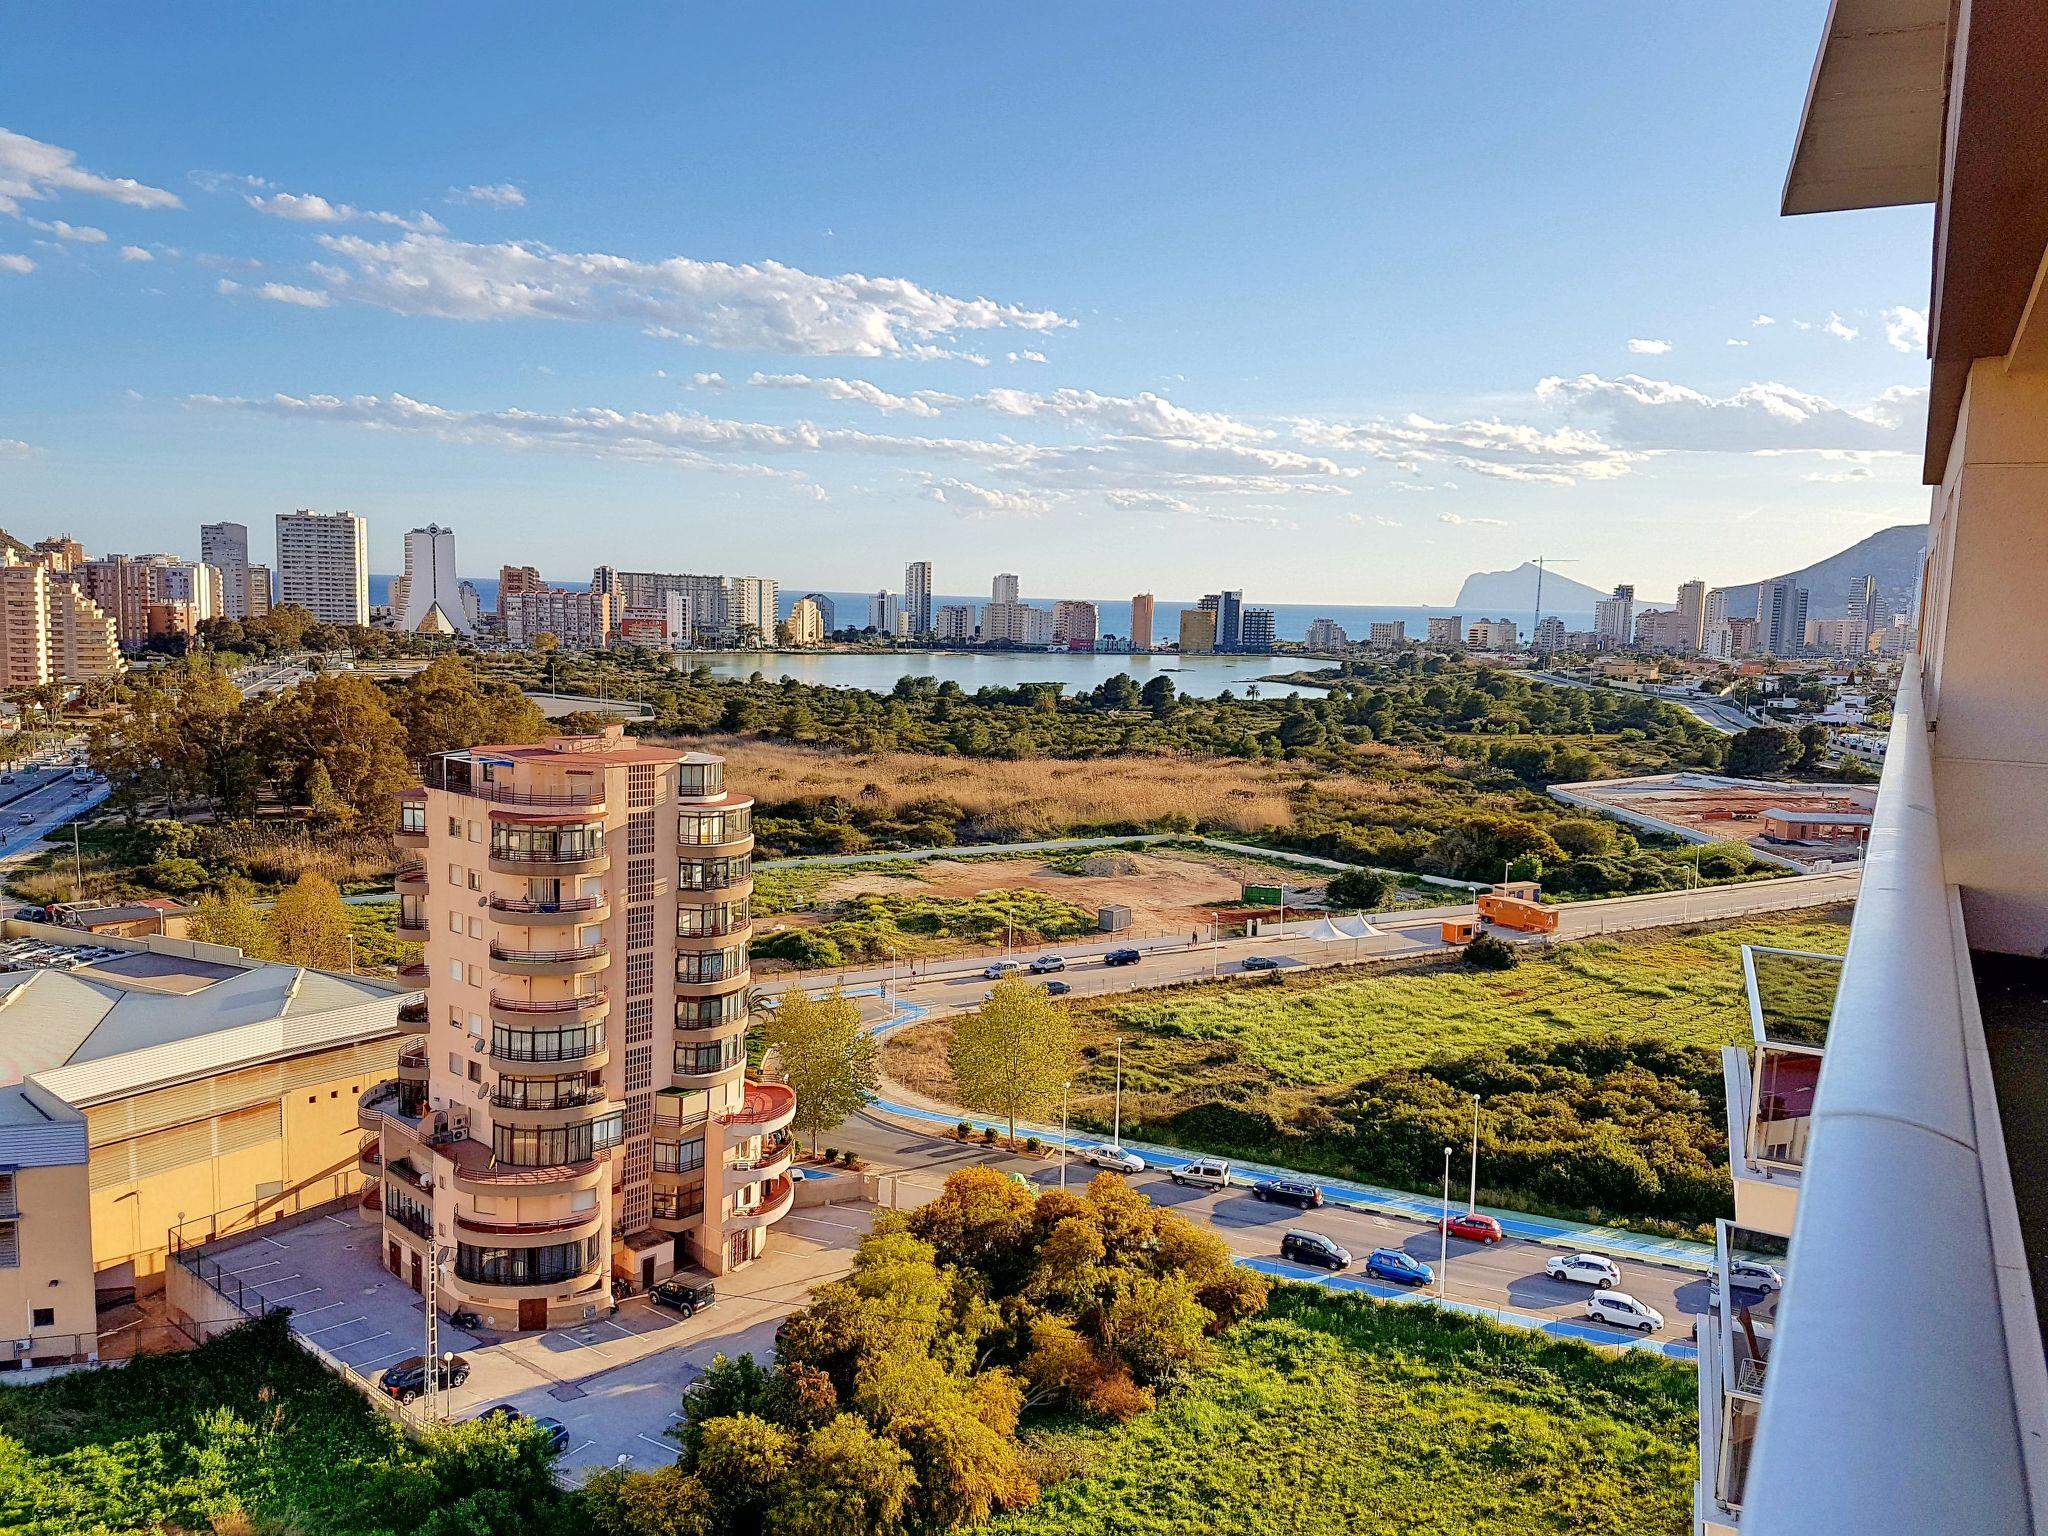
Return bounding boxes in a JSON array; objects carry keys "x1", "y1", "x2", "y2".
[
  {"x1": 1112, "y1": 1036, "x2": 1124, "y2": 1150},
  {"x1": 1439, "y1": 1147, "x2": 1452, "y2": 1297},
  {"x1": 1060, "y1": 1081, "x2": 1071, "y2": 1191},
  {"x1": 1468, "y1": 1095, "x2": 1480, "y2": 1214}
]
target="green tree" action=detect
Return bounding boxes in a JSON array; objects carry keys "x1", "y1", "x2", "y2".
[
  {"x1": 949, "y1": 978, "x2": 1079, "y2": 1143},
  {"x1": 763, "y1": 986, "x2": 879, "y2": 1154},
  {"x1": 189, "y1": 880, "x2": 272, "y2": 959},
  {"x1": 392, "y1": 655, "x2": 547, "y2": 765},
  {"x1": 1726, "y1": 726, "x2": 1799, "y2": 778},
  {"x1": 1795, "y1": 722, "x2": 1831, "y2": 772},
  {"x1": 1324, "y1": 867, "x2": 1396, "y2": 910},
  {"x1": 1138, "y1": 675, "x2": 1177, "y2": 717},
  {"x1": 771, "y1": 1414, "x2": 915, "y2": 1536},
  {"x1": 694, "y1": 1413, "x2": 795, "y2": 1536},
  {"x1": 265, "y1": 872, "x2": 354, "y2": 969},
  {"x1": 263, "y1": 672, "x2": 415, "y2": 828},
  {"x1": 1505, "y1": 851, "x2": 1544, "y2": 883}
]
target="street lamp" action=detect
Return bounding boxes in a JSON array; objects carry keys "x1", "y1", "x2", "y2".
[
  {"x1": 1111, "y1": 1036, "x2": 1124, "y2": 1151},
  {"x1": 1439, "y1": 1146, "x2": 1452, "y2": 1297},
  {"x1": 1468, "y1": 1094, "x2": 1480, "y2": 1215},
  {"x1": 1060, "y1": 1080, "x2": 1071, "y2": 1191}
]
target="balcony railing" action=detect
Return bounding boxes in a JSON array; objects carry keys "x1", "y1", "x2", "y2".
[
  {"x1": 1739, "y1": 659, "x2": 2038, "y2": 1536},
  {"x1": 490, "y1": 990, "x2": 607, "y2": 1015},
  {"x1": 491, "y1": 942, "x2": 607, "y2": 965},
  {"x1": 489, "y1": 1086, "x2": 608, "y2": 1111},
  {"x1": 431, "y1": 757, "x2": 605, "y2": 808},
  {"x1": 489, "y1": 894, "x2": 607, "y2": 916}
]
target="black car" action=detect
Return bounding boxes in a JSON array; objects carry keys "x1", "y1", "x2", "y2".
[
  {"x1": 381, "y1": 1353, "x2": 471, "y2": 1402},
  {"x1": 477, "y1": 1404, "x2": 571, "y2": 1453},
  {"x1": 1041, "y1": 979, "x2": 1072, "y2": 997},
  {"x1": 1241, "y1": 955, "x2": 1281, "y2": 971},
  {"x1": 651, "y1": 1277, "x2": 718, "y2": 1317},
  {"x1": 1279, "y1": 1230, "x2": 1352, "y2": 1270},
  {"x1": 1104, "y1": 948, "x2": 1142, "y2": 967},
  {"x1": 1252, "y1": 1177, "x2": 1323, "y2": 1209}
]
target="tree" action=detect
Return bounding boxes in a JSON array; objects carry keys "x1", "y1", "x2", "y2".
[
  {"x1": 771, "y1": 1414, "x2": 915, "y2": 1536},
  {"x1": 263, "y1": 672, "x2": 415, "y2": 828},
  {"x1": 763, "y1": 986, "x2": 879, "y2": 1154},
  {"x1": 1464, "y1": 933, "x2": 1519, "y2": 970},
  {"x1": 265, "y1": 872, "x2": 354, "y2": 969},
  {"x1": 1324, "y1": 867, "x2": 1396, "y2": 910},
  {"x1": 1138, "y1": 675, "x2": 1177, "y2": 717},
  {"x1": 1795, "y1": 722, "x2": 1831, "y2": 772},
  {"x1": 1726, "y1": 726, "x2": 1798, "y2": 778},
  {"x1": 693, "y1": 1414, "x2": 795, "y2": 1536},
  {"x1": 392, "y1": 655, "x2": 547, "y2": 765},
  {"x1": 189, "y1": 880, "x2": 272, "y2": 959},
  {"x1": 949, "y1": 978, "x2": 1079, "y2": 1143},
  {"x1": 1505, "y1": 851, "x2": 1544, "y2": 883}
]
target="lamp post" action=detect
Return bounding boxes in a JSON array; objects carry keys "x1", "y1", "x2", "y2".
[
  {"x1": 1468, "y1": 1094, "x2": 1480, "y2": 1215},
  {"x1": 1111, "y1": 1036, "x2": 1124, "y2": 1151},
  {"x1": 1439, "y1": 1147, "x2": 1452, "y2": 1297},
  {"x1": 1060, "y1": 1080, "x2": 1071, "y2": 1191}
]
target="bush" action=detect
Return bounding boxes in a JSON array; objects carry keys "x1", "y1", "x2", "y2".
[
  {"x1": 1024, "y1": 1135, "x2": 1043, "y2": 1153},
  {"x1": 1463, "y1": 933, "x2": 1519, "y2": 970},
  {"x1": 822, "y1": 1146, "x2": 838, "y2": 1162},
  {"x1": 982, "y1": 1125, "x2": 1001, "y2": 1145},
  {"x1": 1324, "y1": 867, "x2": 1397, "y2": 910},
  {"x1": 957, "y1": 1120, "x2": 974, "y2": 1139}
]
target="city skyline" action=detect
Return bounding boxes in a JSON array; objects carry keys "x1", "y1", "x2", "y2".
[{"x1": 0, "y1": 6, "x2": 1933, "y2": 603}]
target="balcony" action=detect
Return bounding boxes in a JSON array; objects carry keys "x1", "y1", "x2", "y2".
[
  {"x1": 488, "y1": 1026, "x2": 607, "y2": 1070},
  {"x1": 490, "y1": 989, "x2": 607, "y2": 1024},
  {"x1": 453, "y1": 1207, "x2": 604, "y2": 1241},
  {"x1": 1722, "y1": 949, "x2": 1835, "y2": 1238},
  {"x1": 488, "y1": 840, "x2": 608, "y2": 877},
  {"x1": 724, "y1": 1174, "x2": 795, "y2": 1231},
  {"x1": 720, "y1": 1080, "x2": 797, "y2": 1141},
  {"x1": 489, "y1": 940, "x2": 609, "y2": 978},
  {"x1": 1697, "y1": 1219, "x2": 1788, "y2": 1533},
  {"x1": 394, "y1": 863, "x2": 427, "y2": 895},
  {"x1": 487, "y1": 1086, "x2": 612, "y2": 1126},
  {"x1": 357, "y1": 1136, "x2": 383, "y2": 1177},
  {"x1": 395, "y1": 907, "x2": 428, "y2": 937},
  {"x1": 438, "y1": 1134, "x2": 608, "y2": 1196},
  {"x1": 489, "y1": 892, "x2": 610, "y2": 926},
  {"x1": 726, "y1": 1140, "x2": 794, "y2": 1188},
  {"x1": 358, "y1": 1078, "x2": 427, "y2": 1133},
  {"x1": 397, "y1": 1040, "x2": 429, "y2": 1081},
  {"x1": 430, "y1": 759, "x2": 607, "y2": 811}
]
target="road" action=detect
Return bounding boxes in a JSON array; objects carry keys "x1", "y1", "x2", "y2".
[
  {"x1": 836, "y1": 1116, "x2": 1717, "y2": 1351},
  {"x1": 795, "y1": 868, "x2": 1861, "y2": 1000},
  {"x1": 0, "y1": 758, "x2": 112, "y2": 864},
  {"x1": 1526, "y1": 669, "x2": 1761, "y2": 736}
]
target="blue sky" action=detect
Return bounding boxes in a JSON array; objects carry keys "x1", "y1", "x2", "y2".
[{"x1": 0, "y1": 4, "x2": 1933, "y2": 604}]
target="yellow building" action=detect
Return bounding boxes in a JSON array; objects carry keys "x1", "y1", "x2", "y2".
[
  {"x1": 373, "y1": 728, "x2": 793, "y2": 1333},
  {"x1": 0, "y1": 922, "x2": 409, "y2": 1368},
  {"x1": 1178, "y1": 607, "x2": 1216, "y2": 654}
]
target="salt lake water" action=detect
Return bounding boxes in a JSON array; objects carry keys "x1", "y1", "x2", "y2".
[{"x1": 673, "y1": 649, "x2": 1329, "y2": 699}]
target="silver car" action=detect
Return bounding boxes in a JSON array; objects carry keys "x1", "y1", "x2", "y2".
[
  {"x1": 1545, "y1": 1252, "x2": 1622, "y2": 1288},
  {"x1": 1077, "y1": 1143, "x2": 1145, "y2": 1175}
]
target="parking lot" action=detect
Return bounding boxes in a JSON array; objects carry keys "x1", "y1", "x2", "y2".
[{"x1": 194, "y1": 1198, "x2": 873, "y2": 1476}]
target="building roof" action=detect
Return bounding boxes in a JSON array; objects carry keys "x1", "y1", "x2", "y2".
[
  {"x1": 0, "y1": 923, "x2": 411, "y2": 1110},
  {"x1": 1781, "y1": 0, "x2": 1948, "y2": 216},
  {"x1": 1762, "y1": 809, "x2": 1875, "y2": 826}
]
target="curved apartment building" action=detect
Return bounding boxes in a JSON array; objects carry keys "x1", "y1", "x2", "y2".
[{"x1": 361, "y1": 727, "x2": 795, "y2": 1331}]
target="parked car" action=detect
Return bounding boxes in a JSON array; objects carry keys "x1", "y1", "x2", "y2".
[
  {"x1": 1584, "y1": 1289, "x2": 1664, "y2": 1334},
  {"x1": 1251, "y1": 1177, "x2": 1323, "y2": 1209},
  {"x1": 983, "y1": 961, "x2": 1022, "y2": 980},
  {"x1": 1363, "y1": 1247, "x2": 1434, "y2": 1286},
  {"x1": 1041, "y1": 979, "x2": 1071, "y2": 997},
  {"x1": 476, "y1": 1405, "x2": 571, "y2": 1453},
  {"x1": 650, "y1": 1278, "x2": 718, "y2": 1318},
  {"x1": 1442, "y1": 1211, "x2": 1504, "y2": 1243},
  {"x1": 1169, "y1": 1157, "x2": 1232, "y2": 1189},
  {"x1": 1077, "y1": 1143, "x2": 1145, "y2": 1175},
  {"x1": 1280, "y1": 1229, "x2": 1352, "y2": 1270},
  {"x1": 1545, "y1": 1252, "x2": 1623, "y2": 1288},
  {"x1": 1240, "y1": 955, "x2": 1281, "y2": 971},
  {"x1": 1028, "y1": 955, "x2": 1067, "y2": 974},
  {"x1": 1104, "y1": 947, "x2": 1143, "y2": 967},
  {"x1": 15, "y1": 812, "x2": 31, "y2": 825},
  {"x1": 1711, "y1": 1257, "x2": 1786, "y2": 1294},
  {"x1": 380, "y1": 1354, "x2": 471, "y2": 1402}
]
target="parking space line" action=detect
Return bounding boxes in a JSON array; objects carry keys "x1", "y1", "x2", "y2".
[
  {"x1": 328, "y1": 1330, "x2": 390, "y2": 1357},
  {"x1": 636, "y1": 1433, "x2": 676, "y2": 1456},
  {"x1": 260, "y1": 1235, "x2": 290, "y2": 1250},
  {"x1": 288, "y1": 1300, "x2": 348, "y2": 1319},
  {"x1": 267, "y1": 1286, "x2": 323, "y2": 1303},
  {"x1": 301, "y1": 1315, "x2": 371, "y2": 1337},
  {"x1": 224, "y1": 1258, "x2": 284, "y2": 1277}
]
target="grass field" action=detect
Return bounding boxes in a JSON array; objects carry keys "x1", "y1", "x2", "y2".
[{"x1": 984, "y1": 1286, "x2": 1696, "y2": 1536}]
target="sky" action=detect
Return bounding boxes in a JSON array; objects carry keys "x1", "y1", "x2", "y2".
[{"x1": 0, "y1": 5, "x2": 1935, "y2": 606}]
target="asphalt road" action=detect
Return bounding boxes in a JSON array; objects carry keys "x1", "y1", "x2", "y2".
[
  {"x1": 838, "y1": 1120, "x2": 1714, "y2": 1345},
  {"x1": 0, "y1": 759, "x2": 111, "y2": 863}
]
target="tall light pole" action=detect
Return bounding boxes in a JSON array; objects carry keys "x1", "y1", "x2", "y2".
[
  {"x1": 1060, "y1": 1080, "x2": 1071, "y2": 1191},
  {"x1": 1468, "y1": 1095, "x2": 1480, "y2": 1215},
  {"x1": 1438, "y1": 1146, "x2": 1452, "y2": 1297},
  {"x1": 1111, "y1": 1036, "x2": 1124, "y2": 1151}
]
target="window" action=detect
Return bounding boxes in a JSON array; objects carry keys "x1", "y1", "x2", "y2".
[
  {"x1": 0, "y1": 1218, "x2": 17, "y2": 1268},
  {"x1": 676, "y1": 760, "x2": 724, "y2": 798},
  {"x1": 491, "y1": 822, "x2": 605, "y2": 862},
  {"x1": 678, "y1": 854, "x2": 750, "y2": 890},
  {"x1": 31, "y1": 1307, "x2": 53, "y2": 1328},
  {"x1": 490, "y1": 1113, "x2": 624, "y2": 1166},
  {"x1": 468, "y1": 820, "x2": 481, "y2": 842},
  {"x1": 677, "y1": 946, "x2": 747, "y2": 984},
  {"x1": 491, "y1": 1023, "x2": 604, "y2": 1062},
  {"x1": 679, "y1": 806, "x2": 751, "y2": 844},
  {"x1": 467, "y1": 964, "x2": 482, "y2": 987},
  {"x1": 401, "y1": 802, "x2": 427, "y2": 836},
  {"x1": 448, "y1": 1006, "x2": 463, "y2": 1027},
  {"x1": 654, "y1": 1136, "x2": 706, "y2": 1173},
  {"x1": 455, "y1": 1237, "x2": 599, "y2": 1287},
  {"x1": 492, "y1": 1073, "x2": 600, "y2": 1109},
  {"x1": 677, "y1": 992, "x2": 746, "y2": 1029},
  {"x1": 468, "y1": 917, "x2": 481, "y2": 939},
  {"x1": 448, "y1": 862, "x2": 463, "y2": 883},
  {"x1": 447, "y1": 960, "x2": 462, "y2": 983},
  {"x1": 678, "y1": 900, "x2": 748, "y2": 937},
  {"x1": 448, "y1": 815, "x2": 461, "y2": 836},
  {"x1": 449, "y1": 913, "x2": 463, "y2": 934},
  {"x1": 674, "y1": 1035, "x2": 744, "y2": 1076},
  {"x1": 467, "y1": 871, "x2": 480, "y2": 891},
  {"x1": 466, "y1": 1060, "x2": 481, "y2": 1082}
]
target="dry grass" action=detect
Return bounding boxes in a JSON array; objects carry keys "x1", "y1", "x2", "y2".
[
  {"x1": 880, "y1": 1016, "x2": 959, "y2": 1104},
  {"x1": 664, "y1": 736, "x2": 1305, "y2": 837}
]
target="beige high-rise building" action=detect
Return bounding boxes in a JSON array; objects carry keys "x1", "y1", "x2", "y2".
[
  {"x1": 1675, "y1": 578, "x2": 1708, "y2": 653},
  {"x1": 0, "y1": 551, "x2": 121, "y2": 685},
  {"x1": 373, "y1": 731, "x2": 791, "y2": 1330},
  {"x1": 507, "y1": 590, "x2": 612, "y2": 649},
  {"x1": 1130, "y1": 593, "x2": 1155, "y2": 651},
  {"x1": 275, "y1": 509, "x2": 369, "y2": 626},
  {"x1": 786, "y1": 595, "x2": 827, "y2": 646},
  {"x1": 1178, "y1": 607, "x2": 1217, "y2": 654},
  {"x1": 244, "y1": 564, "x2": 272, "y2": 618}
]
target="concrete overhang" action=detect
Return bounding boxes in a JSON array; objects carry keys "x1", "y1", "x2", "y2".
[{"x1": 1781, "y1": 0, "x2": 1949, "y2": 217}]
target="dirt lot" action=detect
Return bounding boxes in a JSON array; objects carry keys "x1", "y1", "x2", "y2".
[
  {"x1": 1559, "y1": 773, "x2": 1876, "y2": 848},
  {"x1": 789, "y1": 848, "x2": 1329, "y2": 939}
]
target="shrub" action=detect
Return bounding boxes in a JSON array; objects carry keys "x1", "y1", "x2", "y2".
[
  {"x1": 822, "y1": 1146, "x2": 838, "y2": 1163},
  {"x1": 956, "y1": 1120, "x2": 974, "y2": 1139},
  {"x1": 1463, "y1": 933, "x2": 1519, "y2": 970},
  {"x1": 982, "y1": 1126, "x2": 1001, "y2": 1145},
  {"x1": 1024, "y1": 1135, "x2": 1043, "y2": 1153}
]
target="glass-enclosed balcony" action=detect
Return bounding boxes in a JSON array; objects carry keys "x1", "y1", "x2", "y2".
[{"x1": 489, "y1": 821, "x2": 607, "y2": 875}]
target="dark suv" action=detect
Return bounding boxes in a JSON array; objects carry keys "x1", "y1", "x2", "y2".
[
  {"x1": 651, "y1": 1278, "x2": 718, "y2": 1318},
  {"x1": 1279, "y1": 1230, "x2": 1352, "y2": 1270},
  {"x1": 1251, "y1": 1177, "x2": 1323, "y2": 1209},
  {"x1": 1104, "y1": 948, "x2": 1142, "y2": 967},
  {"x1": 380, "y1": 1353, "x2": 471, "y2": 1402}
]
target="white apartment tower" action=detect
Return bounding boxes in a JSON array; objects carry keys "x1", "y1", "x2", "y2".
[
  {"x1": 200, "y1": 522, "x2": 252, "y2": 620},
  {"x1": 1675, "y1": 579, "x2": 1708, "y2": 653},
  {"x1": 1593, "y1": 584, "x2": 1637, "y2": 647},
  {"x1": 275, "y1": 509, "x2": 369, "y2": 626},
  {"x1": 375, "y1": 732, "x2": 794, "y2": 1331},
  {"x1": 991, "y1": 572, "x2": 1020, "y2": 605},
  {"x1": 726, "y1": 577, "x2": 778, "y2": 643},
  {"x1": 904, "y1": 561, "x2": 933, "y2": 635},
  {"x1": 397, "y1": 525, "x2": 472, "y2": 636}
]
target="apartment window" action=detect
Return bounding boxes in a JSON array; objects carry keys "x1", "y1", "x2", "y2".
[
  {"x1": 383, "y1": 1187, "x2": 432, "y2": 1239},
  {"x1": 467, "y1": 964, "x2": 482, "y2": 987},
  {"x1": 490, "y1": 1113, "x2": 624, "y2": 1167},
  {"x1": 467, "y1": 871, "x2": 480, "y2": 891},
  {"x1": 675, "y1": 1035, "x2": 744, "y2": 1076},
  {"x1": 466, "y1": 1060, "x2": 481, "y2": 1083},
  {"x1": 491, "y1": 1023, "x2": 604, "y2": 1062},
  {"x1": 455, "y1": 1236, "x2": 599, "y2": 1288},
  {"x1": 677, "y1": 992, "x2": 746, "y2": 1029},
  {"x1": 0, "y1": 1218, "x2": 17, "y2": 1268},
  {"x1": 448, "y1": 913, "x2": 462, "y2": 934},
  {"x1": 447, "y1": 960, "x2": 462, "y2": 983},
  {"x1": 448, "y1": 815, "x2": 461, "y2": 836},
  {"x1": 448, "y1": 863, "x2": 462, "y2": 883},
  {"x1": 449, "y1": 1051, "x2": 462, "y2": 1073},
  {"x1": 680, "y1": 806, "x2": 750, "y2": 844},
  {"x1": 468, "y1": 820, "x2": 481, "y2": 842},
  {"x1": 0, "y1": 1170, "x2": 17, "y2": 1216},
  {"x1": 676, "y1": 760, "x2": 724, "y2": 798},
  {"x1": 491, "y1": 822, "x2": 605, "y2": 861},
  {"x1": 678, "y1": 900, "x2": 748, "y2": 937},
  {"x1": 492, "y1": 1073, "x2": 600, "y2": 1109},
  {"x1": 31, "y1": 1307, "x2": 53, "y2": 1328},
  {"x1": 654, "y1": 1136, "x2": 706, "y2": 1174},
  {"x1": 468, "y1": 917, "x2": 482, "y2": 939},
  {"x1": 678, "y1": 854, "x2": 749, "y2": 890},
  {"x1": 677, "y1": 945, "x2": 747, "y2": 984},
  {"x1": 653, "y1": 1188, "x2": 704, "y2": 1222}
]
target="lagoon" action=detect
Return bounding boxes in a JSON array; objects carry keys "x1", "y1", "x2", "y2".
[{"x1": 671, "y1": 649, "x2": 1328, "y2": 698}]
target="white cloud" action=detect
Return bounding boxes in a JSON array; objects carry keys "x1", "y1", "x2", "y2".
[
  {"x1": 1438, "y1": 511, "x2": 1511, "y2": 528},
  {"x1": 28, "y1": 218, "x2": 107, "y2": 243},
  {"x1": 1535, "y1": 371, "x2": 1923, "y2": 452},
  {"x1": 1753, "y1": 315, "x2": 1776, "y2": 327},
  {"x1": 1725, "y1": 338, "x2": 1749, "y2": 347},
  {"x1": 924, "y1": 477, "x2": 1058, "y2": 519},
  {"x1": 748, "y1": 372, "x2": 955, "y2": 418},
  {"x1": 1804, "y1": 466, "x2": 1875, "y2": 483},
  {"x1": 1292, "y1": 412, "x2": 1638, "y2": 486},
  {"x1": 1105, "y1": 489, "x2": 1196, "y2": 514},
  {"x1": 0, "y1": 127, "x2": 180, "y2": 217},
  {"x1": 216, "y1": 278, "x2": 241, "y2": 294},
  {"x1": 975, "y1": 386, "x2": 1268, "y2": 445},
  {"x1": 302, "y1": 232, "x2": 1071, "y2": 357},
  {"x1": 1006, "y1": 350, "x2": 1048, "y2": 364},
  {"x1": 247, "y1": 190, "x2": 443, "y2": 233},
  {"x1": 118, "y1": 244, "x2": 153, "y2": 262},
  {"x1": 255, "y1": 281, "x2": 333, "y2": 308},
  {"x1": 1883, "y1": 304, "x2": 1928, "y2": 355},
  {"x1": 0, "y1": 437, "x2": 34, "y2": 458},
  {"x1": 1824, "y1": 312, "x2": 1859, "y2": 342},
  {"x1": 446, "y1": 183, "x2": 525, "y2": 208},
  {"x1": 690, "y1": 372, "x2": 727, "y2": 389},
  {"x1": 1626, "y1": 338, "x2": 1671, "y2": 355},
  {"x1": 0, "y1": 253, "x2": 33, "y2": 275},
  {"x1": 1344, "y1": 511, "x2": 1403, "y2": 526}
]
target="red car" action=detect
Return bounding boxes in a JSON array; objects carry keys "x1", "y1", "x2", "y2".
[{"x1": 1442, "y1": 1211, "x2": 1504, "y2": 1243}]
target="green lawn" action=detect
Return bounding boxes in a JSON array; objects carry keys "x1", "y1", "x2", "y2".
[{"x1": 984, "y1": 1286, "x2": 1696, "y2": 1536}]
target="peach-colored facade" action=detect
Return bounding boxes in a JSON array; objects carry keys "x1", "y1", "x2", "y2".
[{"x1": 364, "y1": 728, "x2": 793, "y2": 1331}]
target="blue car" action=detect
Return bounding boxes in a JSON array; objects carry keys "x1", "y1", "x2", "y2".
[{"x1": 1363, "y1": 1248, "x2": 1434, "y2": 1286}]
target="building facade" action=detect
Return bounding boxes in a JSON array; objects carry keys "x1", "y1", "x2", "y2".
[
  {"x1": 374, "y1": 732, "x2": 792, "y2": 1330},
  {"x1": 507, "y1": 590, "x2": 612, "y2": 649},
  {"x1": 1594, "y1": 584, "x2": 1637, "y2": 647},
  {"x1": 1199, "y1": 590, "x2": 1243, "y2": 650},
  {"x1": 1239, "y1": 608, "x2": 1277, "y2": 650},
  {"x1": 397, "y1": 525, "x2": 471, "y2": 636},
  {"x1": 1466, "y1": 617, "x2": 1519, "y2": 650},
  {"x1": 990, "y1": 573, "x2": 1020, "y2": 606},
  {"x1": 1178, "y1": 607, "x2": 1217, "y2": 654},
  {"x1": 785, "y1": 596, "x2": 827, "y2": 646},
  {"x1": 1129, "y1": 593, "x2": 1155, "y2": 651},
  {"x1": 199, "y1": 522, "x2": 252, "y2": 620},
  {"x1": 1368, "y1": 620, "x2": 1407, "y2": 648},
  {"x1": 1306, "y1": 617, "x2": 1350, "y2": 649},
  {"x1": 1755, "y1": 579, "x2": 1809, "y2": 658},
  {"x1": 1675, "y1": 579, "x2": 1709, "y2": 653},
  {"x1": 726, "y1": 577, "x2": 777, "y2": 643},
  {"x1": 1051, "y1": 599, "x2": 1098, "y2": 651},
  {"x1": 1427, "y1": 615, "x2": 1463, "y2": 646},
  {"x1": 275, "y1": 510, "x2": 368, "y2": 626},
  {"x1": 934, "y1": 604, "x2": 973, "y2": 643},
  {"x1": 903, "y1": 561, "x2": 932, "y2": 636}
]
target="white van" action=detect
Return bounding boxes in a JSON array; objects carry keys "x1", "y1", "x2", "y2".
[{"x1": 1169, "y1": 1158, "x2": 1231, "y2": 1190}]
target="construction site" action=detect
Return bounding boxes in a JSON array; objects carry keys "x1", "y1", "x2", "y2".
[{"x1": 1548, "y1": 773, "x2": 1878, "y2": 869}]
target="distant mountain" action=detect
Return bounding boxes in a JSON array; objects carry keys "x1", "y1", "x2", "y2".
[
  {"x1": 1452, "y1": 562, "x2": 1642, "y2": 617},
  {"x1": 1716, "y1": 523, "x2": 1927, "y2": 620}
]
